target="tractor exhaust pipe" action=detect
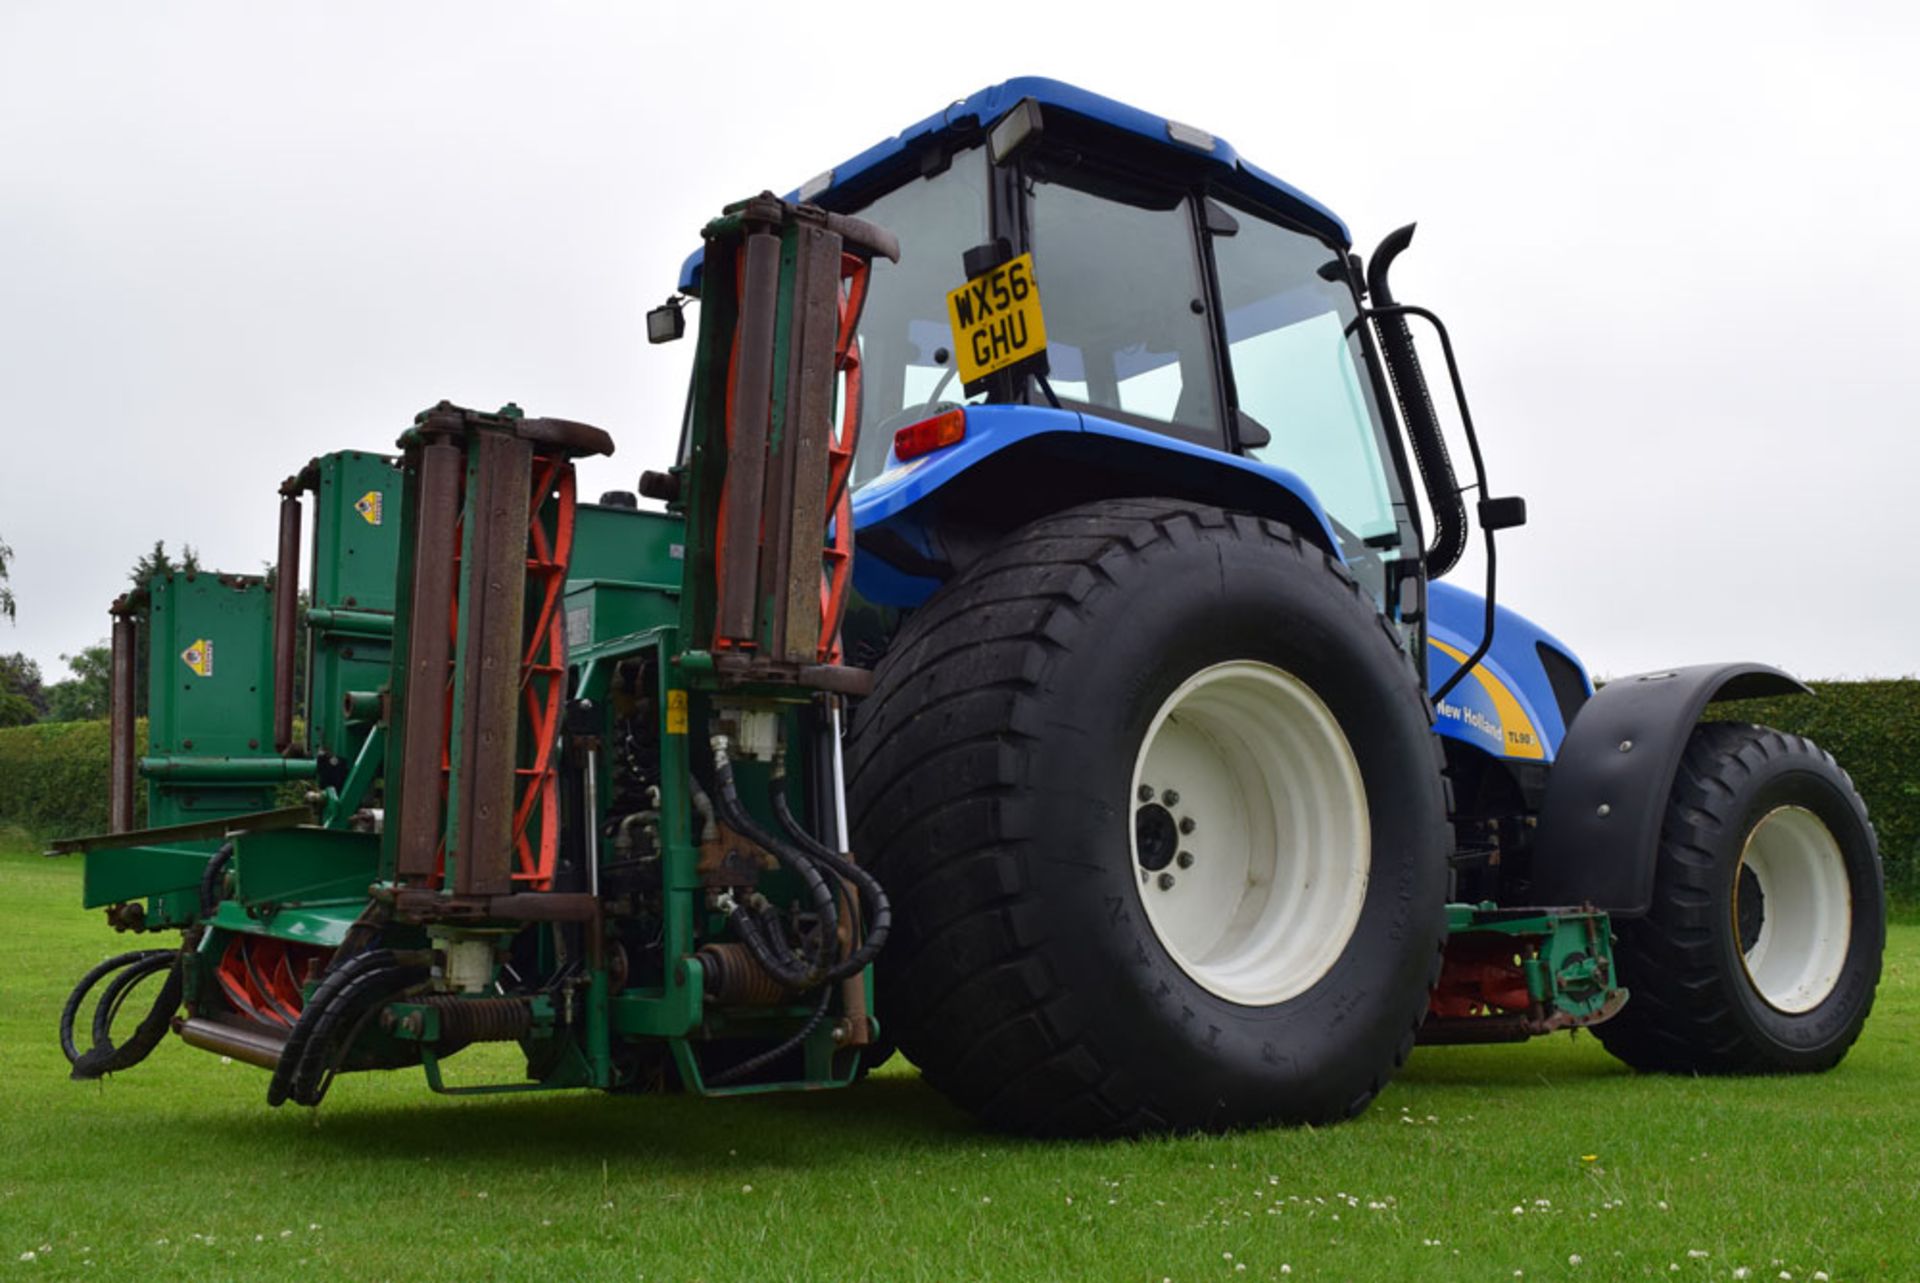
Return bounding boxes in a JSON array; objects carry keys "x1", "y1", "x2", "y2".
[{"x1": 1366, "y1": 224, "x2": 1468, "y2": 581}]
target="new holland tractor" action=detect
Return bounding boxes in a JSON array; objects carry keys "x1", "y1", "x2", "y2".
[{"x1": 55, "y1": 78, "x2": 1884, "y2": 1137}]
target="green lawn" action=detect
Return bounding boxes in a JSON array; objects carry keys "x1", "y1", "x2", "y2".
[{"x1": 2, "y1": 834, "x2": 1915, "y2": 1282}]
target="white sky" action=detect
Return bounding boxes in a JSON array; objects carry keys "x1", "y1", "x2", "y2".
[{"x1": 2, "y1": 2, "x2": 1915, "y2": 683}]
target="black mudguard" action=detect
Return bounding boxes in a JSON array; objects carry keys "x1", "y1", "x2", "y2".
[{"x1": 1530, "y1": 663, "x2": 1808, "y2": 916}]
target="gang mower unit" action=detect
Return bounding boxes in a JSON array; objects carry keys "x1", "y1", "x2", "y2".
[{"x1": 57, "y1": 79, "x2": 1885, "y2": 1136}]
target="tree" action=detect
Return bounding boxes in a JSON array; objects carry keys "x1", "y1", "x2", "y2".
[
  {"x1": 0, "y1": 652, "x2": 46, "y2": 720},
  {"x1": 47, "y1": 643, "x2": 111, "y2": 722},
  {"x1": 129, "y1": 540, "x2": 201, "y2": 590},
  {"x1": 0, "y1": 534, "x2": 14, "y2": 622}
]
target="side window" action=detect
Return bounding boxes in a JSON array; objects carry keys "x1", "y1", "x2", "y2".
[
  {"x1": 850, "y1": 153, "x2": 992, "y2": 484},
  {"x1": 1210, "y1": 211, "x2": 1400, "y2": 545},
  {"x1": 1028, "y1": 178, "x2": 1221, "y2": 444}
]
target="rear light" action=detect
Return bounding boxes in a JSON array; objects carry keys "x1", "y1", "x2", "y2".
[{"x1": 892, "y1": 408, "x2": 967, "y2": 462}]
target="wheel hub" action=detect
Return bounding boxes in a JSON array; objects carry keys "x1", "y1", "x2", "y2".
[{"x1": 1128, "y1": 660, "x2": 1370, "y2": 1007}]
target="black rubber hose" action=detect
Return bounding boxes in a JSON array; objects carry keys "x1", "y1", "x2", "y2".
[
  {"x1": 770, "y1": 786, "x2": 891, "y2": 983},
  {"x1": 70, "y1": 952, "x2": 183, "y2": 1080},
  {"x1": 269, "y1": 948, "x2": 402, "y2": 1107},
  {"x1": 710, "y1": 745, "x2": 838, "y2": 975},
  {"x1": 199, "y1": 841, "x2": 234, "y2": 918},
  {"x1": 727, "y1": 902, "x2": 819, "y2": 990},
  {"x1": 284, "y1": 961, "x2": 428, "y2": 1107},
  {"x1": 706, "y1": 984, "x2": 835, "y2": 1088},
  {"x1": 60, "y1": 949, "x2": 172, "y2": 1066}
]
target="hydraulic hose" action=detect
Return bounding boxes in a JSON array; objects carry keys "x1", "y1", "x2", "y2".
[
  {"x1": 282, "y1": 960, "x2": 428, "y2": 1108},
  {"x1": 725, "y1": 900, "x2": 817, "y2": 990},
  {"x1": 268, "y1": 948, "x2": 424, "y2": 1107},
  {"x1": 706, "y1": 984, "x2": 834, "y2": 1088},
  {"x1": 709, "y1": 738, "x2": 838, "y2": 980},
  {"x1": 770, "y1": 772, "x2": 891, "y2": 984},
  {"x1": 61, "y1": 948, "x2": 182, "y2": 1080},
  {"x1": 198, "y1": 840, "x2": 234, "y2": 918}
]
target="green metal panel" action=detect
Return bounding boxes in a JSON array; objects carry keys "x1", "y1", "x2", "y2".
[
  {"x1": 310, "y1": 451, "x2": 404, "y2": 611},
  {"x1": 233, "y1": 826, "x2": 381, "y2": 904},
  {"x1": 564, "y1": 581, "x2": 679, "y2": 649},
  {"x1": 144, "y1": 573, "x2": 277, "y2": 828},
  {"x1": 569, "y1": 503, "x2": 684, "y2": 588},
  {"x1": 146, "y1": 574, "x2": 274, "y2": 757},
  {"x1": 82, "y1": 844, "x2": 212, "y2": 909},
  {"x1": 308, "y1": 451, "x2": 403, "y2": 761}
]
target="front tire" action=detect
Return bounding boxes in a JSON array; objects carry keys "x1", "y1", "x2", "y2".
[
  {"x1": 846, "y1": 499, "x2": 1448, "y2": 1136},
  {"x1": 1595, "y1": 722, "x2": 1884, "y2": 1074}
]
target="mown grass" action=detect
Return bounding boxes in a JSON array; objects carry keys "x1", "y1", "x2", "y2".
[{"x1": 2, "y1": 832, "x2": 1916, "y2": 1282}]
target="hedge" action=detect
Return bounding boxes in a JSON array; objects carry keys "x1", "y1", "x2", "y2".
[
  {"x1": 2, "y1": 683, "x2": 1915, "y2": 897},
  {"x1": 0, "y1": 718, "x2": 146, "y2": 839}
]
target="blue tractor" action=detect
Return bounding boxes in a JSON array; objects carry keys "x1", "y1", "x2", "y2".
[{"x1": 664, "y1": 78, "x2": 1885, "y2": 1134}]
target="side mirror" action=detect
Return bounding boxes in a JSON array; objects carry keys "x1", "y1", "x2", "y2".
[
  {"x1": 646, "y1": 298, "x2": 686, "y2": 345},
  {"x1": 1234, "y1": 409, "x2": 1271, "y2": 451},
  {"x1": 1479, "y1": 495, "x2": 1527, "y2": 531}
]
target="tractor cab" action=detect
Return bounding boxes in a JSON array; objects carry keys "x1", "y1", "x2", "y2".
[{"x1": 676, "y1": 79, "x2": 1423, "y2": 615}]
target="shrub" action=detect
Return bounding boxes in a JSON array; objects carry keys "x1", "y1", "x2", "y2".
[{"x1": 0, "y1": 719, "x2": 146, "y2": 838}]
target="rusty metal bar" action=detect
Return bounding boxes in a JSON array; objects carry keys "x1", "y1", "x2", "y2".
[
  {"x1": 176, "y1": 1016, "x2": 286, "y2": 1069},
  {"x1": 781, "y1": 222, "x2": 842, "y2": 662},
  {"x1": 272, "y1": 484, "x2": 303, "y2": 754},
  {"x1": 716, "y1": 227, "x2": 782, "y2": 645},
  {"x1": 108, "y1": 600, "x2": 138, "y2": 834},
  {"x1": 451, "y1": 431, "x2": 531, "y2": 898},
  {"x1": 395, "y1": 439, "x2": 463, "y2": 882},
  {"x1": 47, "y1": 804, "x2": 311, "y2": 856}
]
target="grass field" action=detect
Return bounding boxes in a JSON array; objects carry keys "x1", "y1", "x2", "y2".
[{"x1": 2, "y1": 835, "x2": 1915, "y2": 1282}]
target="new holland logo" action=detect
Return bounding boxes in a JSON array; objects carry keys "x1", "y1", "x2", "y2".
[
  {"x1": 180, "y1": 638, "x2": 214, "y2": 678},
  {"x1": 354, "y1": 490, "x2": 384, "y2": 526}
]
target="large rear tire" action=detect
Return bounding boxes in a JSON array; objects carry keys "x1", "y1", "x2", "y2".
[
  {"x1": 1595, "y1": 722, "x2": 1884, "y2": 1074},
  {"x1": 845, "y1": 499, "x2": 1448, "y2": 1136}
]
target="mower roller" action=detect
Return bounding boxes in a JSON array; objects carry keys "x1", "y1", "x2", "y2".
[{"x1": 57, "y1": 80, "x2": 1885, "y2": 1135}]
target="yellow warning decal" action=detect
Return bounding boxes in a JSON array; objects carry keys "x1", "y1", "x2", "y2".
[
  {"x1": 181, "y1": 638, "x2": 214, "y2": 678},
  {"x1": 666, "y1": 689, "x2": 689, "y2": 735},
  {"x1": 1428, "y1": 638, "x2": 1544, "y2": 760},
  {"x1": 946, "y1": 251, "x2": 1048, "y2": 387},
  {"x1": 354, "y1": 490, "x2": 384, "y2": 526}
]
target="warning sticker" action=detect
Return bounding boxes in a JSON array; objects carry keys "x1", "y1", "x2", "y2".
[
  {"x1": 181, "y1": 638, "x2": 214, "y2": 678},
  {"x1": 945, "y1": 251, "x2": 1048, "y2": 391},
  {"x1": 354, "y1": 490, "x2": 384, "y2": 526},
  {"x1": 666, "y1": 689, "x2": 689, "y2": 735}
]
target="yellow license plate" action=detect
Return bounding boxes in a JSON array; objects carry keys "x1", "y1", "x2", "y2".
[{"x1": 945, "y1": 251, "x2": 1048, "y2": 387}]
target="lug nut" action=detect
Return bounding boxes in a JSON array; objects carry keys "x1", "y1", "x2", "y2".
[
  {"x1": 1161, "y1": 789, "x2": 1180, "y2": 806},
  {"x1": 1179, "y1": 816, "x2": 1196, "y2": 834},
  {"x1": 1157, "y1": 872, "x2": 1176, "y2": 891},
  {"x1": 1176, "y1": 851, "x2": 1194, "y2": 869},
  {"x1": 1137, "y1": 784, "x2": 1156, "y2": 802}
]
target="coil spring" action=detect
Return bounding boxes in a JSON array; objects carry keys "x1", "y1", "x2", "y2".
[
  {"x1": 696, "y1": 943, "x2": 788, "y2": 1006},
  {"x1": 417, "y1": 995, "x2": 533, "y2": 1042}
]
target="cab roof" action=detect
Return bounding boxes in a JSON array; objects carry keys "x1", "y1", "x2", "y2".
[{"x1": 678, "y1": 76, "x2": 1349, "y2": 293}]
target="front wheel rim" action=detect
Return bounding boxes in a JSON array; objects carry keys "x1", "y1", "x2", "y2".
[
  {"x1": 1129, "y1": 660, "x2": 1370, "y2": 1007},
  {"x1": 1736, "y1": 805, "x2": 1852, "y2": 1014}
]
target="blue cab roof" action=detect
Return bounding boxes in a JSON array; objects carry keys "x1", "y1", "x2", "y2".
[{"x1": 678, "y1": 76, "x2": 1349, "y2": 292}]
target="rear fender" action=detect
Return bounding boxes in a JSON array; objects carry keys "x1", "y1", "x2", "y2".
[
  {"x1": 1530, "y1": 663, "x2": 1810, "y2": 914},
  {"x1": 851, "y1": 405, "x2": 1343, "y2": 606}
]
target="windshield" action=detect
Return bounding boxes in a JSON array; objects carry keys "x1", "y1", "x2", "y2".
[{"x1": 846, "y1": 150, "x2": 991, "y2": 484}]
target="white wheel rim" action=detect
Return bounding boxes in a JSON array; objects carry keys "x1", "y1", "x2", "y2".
[
  {"x1": 1736, "y1": 805, "x2": 1852, "y2": 1014},
  {"x1": 1128, "y1": 660, "x2": 1369, "y2": 1007}
]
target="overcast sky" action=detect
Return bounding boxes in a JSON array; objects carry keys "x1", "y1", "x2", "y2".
[{"x1": 3, "y1": 2, "x2": 1915, "y2": 685}]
